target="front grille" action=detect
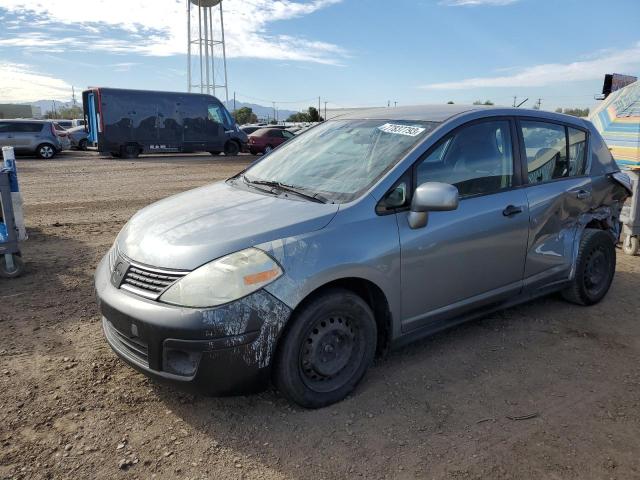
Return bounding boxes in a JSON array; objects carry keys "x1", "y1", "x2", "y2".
[
  {"x1": 103, "y1": 318, "x2": 149, "y2": 367},
  {"x1": 120, "y1": 262, "x2": 188, "y2": 300}
]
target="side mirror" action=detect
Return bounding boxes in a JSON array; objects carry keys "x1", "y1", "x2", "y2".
[{"x1": 408, "y1": 182, "x2": 459, "y2": 229}]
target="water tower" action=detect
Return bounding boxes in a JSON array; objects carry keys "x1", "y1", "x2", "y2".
[{"x1": 187, "y1": 0, "x2": 229, "y2": 101}]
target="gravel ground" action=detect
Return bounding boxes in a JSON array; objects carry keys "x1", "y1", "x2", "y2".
[{"x1": 1, "y1": 150, "x2": 639, "y2": 480}]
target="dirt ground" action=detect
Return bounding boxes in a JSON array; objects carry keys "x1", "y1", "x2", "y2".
[{"x1": 1, "y1": 150, "x2": 639, "y2": 480}]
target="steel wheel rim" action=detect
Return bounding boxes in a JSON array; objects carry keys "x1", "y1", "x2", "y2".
[
  {"x1": 299, "y1": 313, "x2": 365, "y2": 393},
  {"x1": 583, "y1": 246, "x2": 609, "y2": 296}
]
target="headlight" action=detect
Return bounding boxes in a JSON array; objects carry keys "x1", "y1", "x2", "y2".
[{"x1": 159, "y1": 248, "x2": 283, "y2": 308}]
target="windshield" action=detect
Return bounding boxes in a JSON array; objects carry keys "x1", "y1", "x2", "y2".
[{"x1": 241, "y1": 119, "x2": 438, "y2": 202}]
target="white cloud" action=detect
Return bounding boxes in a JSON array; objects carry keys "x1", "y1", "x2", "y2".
[
  {"x1": 420, "y1": 42, "x2": 640, "y2": 90},
  {"x1": 440, "y1": 0, "x2": 519, "y2": 5},
  {"x1": 0, "y1": 63, "x2": 72, "y2": 102},
  {"x1": 0, "y1": 0, "x2": 346, "y2": 64}
]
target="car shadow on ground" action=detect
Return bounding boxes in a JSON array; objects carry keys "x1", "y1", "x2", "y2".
[{"x1": 149, "y1": 273, "x2": 640, "y2": 477}]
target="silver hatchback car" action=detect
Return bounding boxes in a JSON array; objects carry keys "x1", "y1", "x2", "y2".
[
  {"x1": 0, "y1": 119, "x2": 68, "y2": 159},
  {"x1": 96, "y1": 105, "x2": 631, "y2": 408}
]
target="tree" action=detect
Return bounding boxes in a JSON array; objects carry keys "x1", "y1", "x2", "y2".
[
  {"x1": 473, "y1": 100, "x2": 494, "y2": 106},
  {"x1": 555, "y1": 107, "x2": 590, "y2": 117},
  {"x1": 287, "y1": 106, "x2": 324, "y2": 123},
  {"x1": 232, "y1": 107, "x2": 258, "y2": 125},
  {"x1": 287, "y1": 111, "x2": 311, "y2": 122},
  {"x1": 44, "y1": 105, "x2": 83, "y2": 119},
  {"x1": 447, "y1": 101, "x2": 455, "y2": 104},
  {"x1": 307, "y1": 106, "x2": 323, "y2": 122}
]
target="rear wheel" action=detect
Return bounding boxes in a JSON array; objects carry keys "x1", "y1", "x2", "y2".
[
  {"x1": 273, "y1": 289, "x2": 377, "y2": 408},
  {"x1": 0, "y1": 254, "x2": 24, "y2": 278},
  {"x1": 223, "y1": 141, "x2": 240, "y2": 156},
  {"x1": 36, "y1": 143, "x2": 56, "y2": 159},
  {"x1": 562, "y1": 229, "x2": 616, "y2": 305},
  {"x1": 78, "y1": 139, "x2": 88, "y2": 151},
  {"x1": 264, "y1": 145, "x2": 274, "y2": 154},
  {"x1": 120, "y1": 144, "x2": 140, "y2": 159}
]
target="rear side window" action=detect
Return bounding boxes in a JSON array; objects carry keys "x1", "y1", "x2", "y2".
[
  {"x1": 520, "y1": 121, "x2": 587, "y2": 183},
  {"x1": 415, "y1": 120, "x2": 514, "y2": 198},
  {"x1": 19, "y1": 123, "x2": 44, "y2": 133},
  {"x1": 568, "y1": 127, "x2": 587, "y2": 176},
  {"x1": 0, "y1": 122, "x2": 13, "y2": 133}
]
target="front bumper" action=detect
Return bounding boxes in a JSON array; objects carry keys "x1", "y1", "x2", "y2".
[{"x1": 95, "y1": 255, "x2": 292, "y2": 396}]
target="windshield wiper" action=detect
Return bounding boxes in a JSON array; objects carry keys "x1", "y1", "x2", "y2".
[{"x1": 243, "y1": 176, "x2": 328, "y2": 203}]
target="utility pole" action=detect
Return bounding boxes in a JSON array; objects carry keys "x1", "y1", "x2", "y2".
[
  {"x1": 535, "y1": 98, "x2": 542, "y2": 110},
  {"x1": 273, "y1": 102, "x2": 277, "y2": 123},
  {"x1": 318, "y1": 96, "x2": 321, "y2": 118},
  {"x1": 387, "y1": 100, "x2": 390, "y2": 108},
  {"x1": 324, "y1": 101, "x2": 327, "y2": 121},
  {"x1": 233, "y1": 91, "x2": 236, "y2": 114},
  {"x1": 72, "y1": 87, "x2": 77, "y2": 107},
  {"x1": 513, "y1": 96, "x2": 517, "y2": 108},
  {"x1": 394, "y1": 101, "x2": 397, "y2": 107}
]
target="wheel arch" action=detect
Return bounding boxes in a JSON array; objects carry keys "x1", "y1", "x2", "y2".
[{"x1": 276, "y1": 277, "x2": 393, "y2": 358}]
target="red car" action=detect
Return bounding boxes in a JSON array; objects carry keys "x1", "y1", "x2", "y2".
[{"x1": 248, "y1": 128, "x2": 295, "y2": 155}]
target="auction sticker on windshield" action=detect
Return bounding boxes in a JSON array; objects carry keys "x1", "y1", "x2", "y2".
[{"x1": 378, "y1": 123, "x2": 426, "y2": 136}]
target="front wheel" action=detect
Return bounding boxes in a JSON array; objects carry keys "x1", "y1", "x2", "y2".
[
  {"x1": 78, "y1": 139, "x2": 88, "y2": 151},
  {"x1": 0, "y1": 254, "x2": 24, "y2": 278},
  {"x1": 273, "y1": 289, "x2": 377, "y2": 408},
  {"x1": 562, "y1": 229, "x2": 616, "y2": 305},
  {"x1": 36, "y1": 144, "x2": 56, "y2": 159}
]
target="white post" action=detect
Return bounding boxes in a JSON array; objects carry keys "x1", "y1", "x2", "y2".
[{"x1": 1, "y1": 146, "x2": 27, "y2": 241}]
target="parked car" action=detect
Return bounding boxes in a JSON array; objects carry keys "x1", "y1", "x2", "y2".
[
  {"x1": 54, "y1": 119, "x2": 74, "y2": 129},
  {"x1": 52, "y1": 122, "x2": 72, "y2": 150},
  {"x1": 83, "y1": 87, "x2": 247, "y2": 158},
  {"x1": 248, "y1": 128, "x2": 295, "y2": 154},
  {"x1": 95, "y1": 105, "x2": 631, "y2": 408},
  {"x1": 67, "y1": 126, "x2": 90, "y2": 150},
  {"x1": 0, "y1": 119, "x2": 68, "y2": 159}
]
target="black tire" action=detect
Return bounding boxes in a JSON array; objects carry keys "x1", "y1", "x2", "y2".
[
  {"x1": 264, "y1": 145, "x2": 274, "y2": 154},
  {"x1": 223, "y1": 141, "x2": 240, "y2": 156},
  {"x1": 78, "y1": 139, "x2": 88, "y2": 151},
  {"x1": 273, "y1": 288, "x2": 377, "y2": 408},
  {"x1": 36, "y1": 143, "x2": 56, "y2": 159},
  {"x1": 249, "y1": 148, "x2": 258, "y2": 155},
  {"x1": 120, "y1": 144, "x2": 140, "y2": 159},
  {"x1": 0, "y1": 254, "x2": 24, "y2": 278},
  {"x1": 562, "y1": 229, "x2": 616, "y2": 306}
]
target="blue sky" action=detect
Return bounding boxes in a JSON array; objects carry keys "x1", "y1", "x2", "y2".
[{"x1": 0, "y1": 0, "x2": 638, "y2": 112}]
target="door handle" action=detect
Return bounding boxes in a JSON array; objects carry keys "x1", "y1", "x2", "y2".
[
  {"x1": 503, "y1": 205, "x2": 523, "y2": 217},
  {"x1": 576, "y1": 189, "x2": 591, "y2": 200}
]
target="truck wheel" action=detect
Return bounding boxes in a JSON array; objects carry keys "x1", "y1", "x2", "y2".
[
  {"x1": 622, "y1": 235, "x2": 639, "y2": 256},
  {"x1": 0, "y1": 254, "x2": 24, "y2": 278},
  {"x1": 562, "y1": 229, "x2": 616, "y2": 306},
  {"x1": 224, "y1": 141, "x2": 240, "y2": 156},
  {"x1": 36, "y1": 143, "x2": 56, "y2": 159},
  {"x1": 273, "y1": 288, "x2": 377, "y2": 409},
  {"x1": 78, "y1": 139, "x2": 88, "y2": 151},
  {"x1": 120, "y1": 144, "x2": 140, "y2": 159}
]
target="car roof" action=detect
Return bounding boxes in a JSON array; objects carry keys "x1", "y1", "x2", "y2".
[
  {"x1": 0, "y1": 119, "x2": 50, "y2": 123},
  {"x1": 332, "y1": 104, "x2": 591, "y2": 127}
]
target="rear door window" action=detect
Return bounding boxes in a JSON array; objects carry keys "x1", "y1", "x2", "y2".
[{"x1": 521, "y1": 121, "x2": 576, "y2": 184}]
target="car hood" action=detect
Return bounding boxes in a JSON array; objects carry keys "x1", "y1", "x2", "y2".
[{"x1": 117, "y1": 181, "x2": 339, "y2": 270}]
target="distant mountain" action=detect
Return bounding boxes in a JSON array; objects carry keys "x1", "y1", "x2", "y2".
[
  {"x1": 223, "y1": 100, "x2": 298, "y2": 122},
  {"x1": 31, "y1": 100, "x2": 75, "y2": 114}
]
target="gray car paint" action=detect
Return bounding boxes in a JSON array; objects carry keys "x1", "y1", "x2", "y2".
[
  {"x1": 0, "y1": 119, "x2": 64, "y2": 155},
  {"x1": 112, "y1": 105, "x2": 625, "y2": 356}
]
